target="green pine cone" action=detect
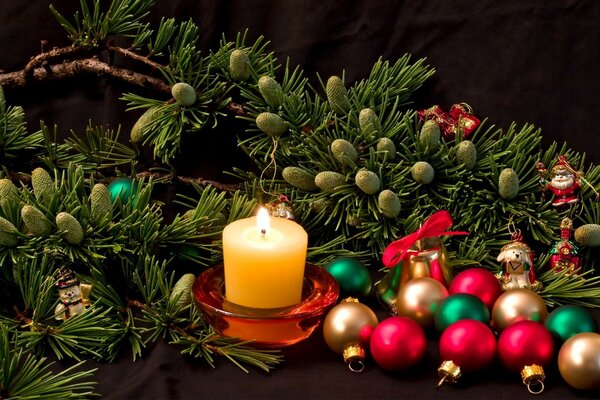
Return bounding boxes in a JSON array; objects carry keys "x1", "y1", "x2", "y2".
[
  {"x1": 0, "y1": 216, "x2": 18, "y2": 247},
  {"x1": 315, "y1": 171, "x2": 346, "y2": 193},
  {"x1": 229, "y1": 49, "x2": 251, "y2": 81},
  {"x1": 131, "y1": 107, "x2": 159, "y2": 143},
  {"x1": 256, "y1": 112, "x2": 287, "y2": 137},
  {"x1": 376, "y1": 138, "x2": 396, "y2": 160},
  {"x1": 326, "y1": 76, "x2": 351, "y2": 115},
  {"x1": 411, "y1": 161, "x2": 435, "y2": 184},
  {"x1": 170, "y1": 273, "x2": 196, "y2": 307},
  {"x1": 310, "y1": 198, "x2": 333, "y2": 213},
  {"x1": 258, "y1": 76, "x2": 283, "y2": 108},
  {"x1": 331, "y1": 139, "x2": 358, "y2": 163},
  {"x1": 359, "y1": 108, "x2": 380, "y2": 136},
  {"x1": 378, "y1": 190, "x2": 401, "y2": 218},
  {"x1": 56, "y1": 212, "x2": 84, "y2": 245},
  {"x1": 282, "y1": 167, "x2": 318, "y2": 191},
  {"x1": 90, "y1": 183, "x2": 113, "y2": 222},
  {"x1": 419, "y1": 120, "x2": 441, "y2": 154},
  {"x1": 21, "y1": 205, "x2": 52, "y2": 237},
  {"x1": 456, "y1": 140, "x2": 477, "y2": 170},
  {"x1": 498, "y1": 168, "x2": 519, "y2": 200},
  {"x1": 31, "y1": 168, "x2": 55, "y2": 202},
  {"x1": 0, "y1": 179, "x2": 18, "y2": 207},
  {"x1": 355, "y1": 170, "x2": 380, "y2": 195},
  {"x1": 574, "y1": 224, "x2": 600, "y2": 247},
  {"x1": 171, "y1": 82, "x2": 197, "y2": 106}
]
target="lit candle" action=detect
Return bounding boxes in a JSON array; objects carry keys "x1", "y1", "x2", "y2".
[{"x1": 223, "y1": 208, "x2": 308, "y2": 308}]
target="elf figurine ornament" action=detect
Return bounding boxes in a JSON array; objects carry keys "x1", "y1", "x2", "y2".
[
  {"x1": 537, "y1": 156, "x2": 581, "y2": 207},
  {"x1": 549, "y1": 217, "x2": 580, "y2": 273},
  {"x1": 54, "y1": 266, "x2": 86, "y2": 320},
  {"x1": 496, "y1": 231, "x2": 542, "y2": 292}
]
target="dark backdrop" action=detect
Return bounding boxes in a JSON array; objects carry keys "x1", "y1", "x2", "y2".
[{"x1": 1, "y1": 1, "x2": 600, "y2": 399}]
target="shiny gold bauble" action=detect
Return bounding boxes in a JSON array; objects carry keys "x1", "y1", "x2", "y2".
[
  {"x1": 323, "y1": 298, "x2": 379, "y2": 371},
  {"x1": 558, "y1": 332, "x2": 600, "y2": 390},
  {"x1": 395, "y1": 277, "x2": 448, "y2": 329},
  {"x1": 491, "y1": 288, "x2": 548, "y2": 331}
]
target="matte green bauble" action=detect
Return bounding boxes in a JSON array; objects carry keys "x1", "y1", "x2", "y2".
[
  {"x1": 324, "y1": 258, "x2": 372, "y2": 297},
  {"x1": 545, "y1": 305, "x2": 598, "y2": 344},
  {"x1": 107, "y1": 178, "x2": 135, "y2": 204},
  {"x1": 434, "y1": 293, "x2": 490, "y2": 332}
]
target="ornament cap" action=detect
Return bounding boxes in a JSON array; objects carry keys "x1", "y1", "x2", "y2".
[
  {"x1": 521, "y1": 364, "x2": 545, "y2": 394},
  {"x1": 342, "y1": 344, "x2": 366, "y2": 373},
  {"x1": 437, "y1": 360, "x2": 462, "y2": 387},
  {"x1": 341, "y1": 297, "x2": 359, "y2": 304}
]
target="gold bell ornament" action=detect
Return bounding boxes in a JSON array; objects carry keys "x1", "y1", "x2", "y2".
[{"x1": 376, "y1": 210, "x2": 467, "y2": 313}]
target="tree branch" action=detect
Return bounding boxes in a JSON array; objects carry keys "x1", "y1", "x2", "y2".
[
  {"x1": 136, "y1": 171, "x2": 242, "y2": 191},
  {"x1": 108, "y1": 46, "x2": 165, "y2": 71},
  {"x1": 24, "y1": 45, "x2": 89, "y2": 76},
  {"x1": 0, "y1": 57, "x2": 171, "y2": 93}
]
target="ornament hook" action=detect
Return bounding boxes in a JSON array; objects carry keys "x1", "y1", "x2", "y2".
[
  {"x1": 526, "y1": 379, "x2": 545, "y2": 395},
  {"x1": 348, "y1": 360, "x2": 365, "y2": 373}
]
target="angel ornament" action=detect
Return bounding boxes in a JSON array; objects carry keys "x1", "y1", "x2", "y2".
[{"x1": 496, "y1": 232, "x2": 543, "y2": 292}]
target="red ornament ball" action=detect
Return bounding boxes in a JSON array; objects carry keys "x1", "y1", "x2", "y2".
[
  {"x1": 369, "y1": 316, "x2": 427, "y2": 371},
  {"x1": 439, "y1": 320, "x2": 497, "y2": 372},
  {"x1": 498, "y1": 320, "x2": 554, "y2": 373},
  {"x1": 449, "y1": 268, "x2": 502, "y2": 310}
]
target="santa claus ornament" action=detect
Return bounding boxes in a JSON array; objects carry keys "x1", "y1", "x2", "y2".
[
  {"x1": 549, "y1": 217, "x2": 581, "y2": 273},
  {"x1": 495, "y1": 231, "x2": 542, "y2": 292},
  {"x1": 536, "y1": 155, "x2": 581, "y2": 207}
]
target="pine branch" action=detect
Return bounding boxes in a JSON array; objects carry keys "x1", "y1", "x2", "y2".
[{"x1": 108, "y1": 45, "x2": 165, "y2": 71}]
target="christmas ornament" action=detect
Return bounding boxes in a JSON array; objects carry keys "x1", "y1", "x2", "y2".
[
  {"x1": 314, "y1": 171, "x2": 346, "y2": 193},
  {"x1": 377, "y1": 210, "x2": 466, "y2": 311},
  {"x1": 256, "y1": 112, "x2": 287, "y2": 137},
  {"x1": 437, "y1": 320, "x2": 497, "y2": 386},
  {"x1": 171, "y1": 82, "x2": 196, "y2": 106},
  {"x1": 324, "y1": 258, "x2": 372, "y2": 297},
  {"x1": 492, "y1": 288, "x2": 548, "y2": 331},
  {"x1": 54, "y1": 267, "x2": 87, "y2": 320},
  {"x1": 545, "y1": 305, "x2": 597, "y2": 344},
  {"x1": 434, "y1": 293, "x2": 490, "y2": 333},
  {"x1": 536, "y1": 155, "x2": 581, "y2": 207},
  {"x1": 498, "y1": 168, "x2": 519, "y2": 200},
  {"x1": 355, "y1": 170, "x2": 380, "y2": 195},
  {"x1": 369, "y1": 316, "x2": 427, "y2": 371},
  {"x1": 549, "y1": 217, "x2": 580, "y2": 273},
  {"x1": 448, "y1": 268, "x2": 502, "y2": 311},
  {"x1": 264, "y1": 195, "x2": 294, "y2": 220},
  {"x1": 417, "y1": 103, "x2": 480, "y2": 140},
  {"x1": 107, "y1": 178, "x2": 135, "y2": 204},
  {"x1": 395, "y1": 277, "x2": 448, "y2": 328},
  {"x1": 323, "y1": 298, "x2": 378, "y2": 372},
  {"x1": 495, "y1": 231, "x2": 542, "y2": 291},
  {"x1": 376, "y1": 210, "x2": 468, "y2": 312},
  {"x1": 498, "y1": 320, "x2": 555, "y2": 394},
  {"x1": 558, "y1": 332, "x2": 600, "y2": 390},
  {"x1": 574, "y1": 223, "x2": 600, "y2": 247}
]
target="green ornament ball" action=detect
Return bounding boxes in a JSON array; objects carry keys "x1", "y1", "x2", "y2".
[
  {"x1": 107, "y1": 178, "x2": 135, "y2": 204},
  {"x1": 324, "y1": 257, "x2": 371, "y2": 297},
  {"x1": 545, "y1": 305, "x2": 598, "y2": 344},
  {"x1": 434, "y1": 293, "x2": 490, "y2": 332}
]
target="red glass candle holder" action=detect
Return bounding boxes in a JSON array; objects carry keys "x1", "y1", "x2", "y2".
[{"x1": 193, "y1": 263, "x2": 339, "y2": 348}]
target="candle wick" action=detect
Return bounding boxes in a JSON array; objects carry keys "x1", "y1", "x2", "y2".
[{"x1": 260, "y1": 228, "x2": 266, "y2": 236}]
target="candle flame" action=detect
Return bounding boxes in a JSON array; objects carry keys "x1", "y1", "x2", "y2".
[{"x1": 257, "y1": 207, "x2": 270, "y2": 236}]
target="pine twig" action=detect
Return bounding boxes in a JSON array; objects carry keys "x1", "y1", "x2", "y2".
[
  {"x1": 0, "y1": 57, "x2": 171, "y2": 93},
  {"x1": 24, "y1": 45, "x2": 88, "y2": 76},
  {"x1": 135, "y1": 171, "x2": 242, "y2": 191},
  {"x1": 108, "y1": 45, "x2": 165, "y2": 71}
]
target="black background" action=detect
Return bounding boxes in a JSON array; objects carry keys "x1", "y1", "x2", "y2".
[{"x1": 2, "y1": 0, "x2": 600, "y2": 399}]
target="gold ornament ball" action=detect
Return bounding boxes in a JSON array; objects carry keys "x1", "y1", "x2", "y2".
[
  {"x1": 395, "y1": 277, "x2": 448, "y2": 329},
  {"x1": 323, "y1": 300, "x2": 379, "y2": 354},
  {"x1": 558, "y1": 332, "x2": 600, "y2": 390},
  {"x1": 491, "y1": 288, "x2": 548, "y2": 331}
]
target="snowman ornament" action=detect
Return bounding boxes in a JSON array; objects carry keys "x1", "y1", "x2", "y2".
[{"x1": 55, "y1": 267, "x2": 86, "y2": 320}]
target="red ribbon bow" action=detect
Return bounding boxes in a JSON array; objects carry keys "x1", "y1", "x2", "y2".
[{"x1": 382, "y1": 210, "x2": 468, "y2": 267}]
